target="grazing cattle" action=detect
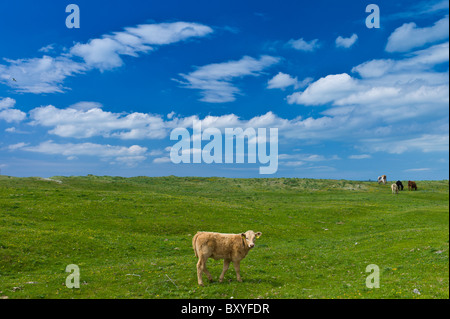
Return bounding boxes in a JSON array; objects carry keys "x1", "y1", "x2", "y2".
[
  {"x1": 391, "y1": 183, "x2": 398, "y2": 194},
  {"x1": 396, "y1": 180, "x2": 404, "y2": 191},
  {"x1": 192, "y1": 230, "x2": 262, "y2": 286},
  {"x1": 378, "y1": 175, "x2": 387, "y2": 185},
  {"x1": 408, "y1": 181, "x2": 417, "y2": 191}
]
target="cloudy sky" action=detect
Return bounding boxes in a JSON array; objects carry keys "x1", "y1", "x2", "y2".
[{"x1": 0, "y1": 0, "x2": 448, "y2": 179}]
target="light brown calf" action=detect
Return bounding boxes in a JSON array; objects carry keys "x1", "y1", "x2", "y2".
[
  {"x1": 192, "y1": 230, "x2": 262, "y2": 286},
  {"x1": 391, "y1": 183, "x2": 398, "y2": 194}
]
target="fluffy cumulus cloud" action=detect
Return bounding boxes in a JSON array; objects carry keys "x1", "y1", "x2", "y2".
[
  {"x1": 267, "y1": 72, "x2": 298, "y2": 89},
  {"x1": 288, "y1": 38, "x2": 321, "y2": 52},
  {"x1": 177, "y1": 55, "x2": 279, "y2": 102},
  {"x1": 0, "y1": 21, "x2": 213, "y2": 93},
  {"x1": 29, "y1": 104, "x2": 171, "y2": 139},
  {"x1": 0, "y1": 97, "x2": 16, "y2": 109},
  {"x1": 267, "y1": 72, "x2": 312, "y2": 90},
  {"x1": 335, "y1": 34, "x2": 358, "y2": 48},
  {"x1": 385, "y1": 15, "x2": 449, "y2": 52},
  {"x1": 0, "y1": 97, "x2": 26, "y2": 122},
  {"x1": 15, "y1": 140, "x2": 148, "y2": 167},
  {"x1": 287, "y1": 73, "x2": 361, "y2": 105},
  {"x1": 27, "y1": 102, "x2": 291, "y2": 141}
]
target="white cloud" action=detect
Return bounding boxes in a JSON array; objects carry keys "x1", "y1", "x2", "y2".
[
  {"x1": 0, "y1": 97, "x2": 26, "y2": 122},
  {"x1": 70, "y1": 37, "x2": 130, "y2": 71},
  {"x1": 348, "y1": 154, "x2": 371, "y2": 159},
  {"x1": 385, "y1": 16, "x2": 449, "y2": 52},
  {"x1": 38, "y1": 44, "x2": 55, "y2": 53},
  {"x1": 386, "y1": 0, "x2": 449, "y2": 20},
  {"x1": 177, "y1": 55, "x2": 279, "y2": 102},
  {"x1": 0, "y1": 97, "x2": 16, "y2": 110},
  {"x1": 153, "y1": 157, "x2": 172, "y2": 164},
  {"x1": 354, "y1": 42, "x2": 449, "y2": 79},
  {"x1": 8, "y1": 142, "x2": 29, "y2": 150},
  {"x1": 70, "y1": 22, "x2": 213, "y2": 71},
  {"x1": 351, "y1": 59, "x2": 395, "y2": 78},
  {"x1": 0, "y1": 56, "x2": 87, "y2": 93},
  {"x1": 18, "y1": 140, "x2": 148, "y2": 166},
  {"x1": 167, "y1": 111, "x2": 176, "y2": 119},
  {"x1": 282, "y1": 161, "x2": 305, "y2": 167},
  {"x1": 288, "y1": 38, "x2": 321, "y2": 52},
  {"x1": 0, "y1": 109, "x2": 27, "y2": 123},
  {"x1": 335, "y1": 34, "x2": 358, "y2": 48},
  {"x1": 29, "y1": 105, "x2": 170, "y2": 139},
  {"x1": 279, "y1": 153, "x2": 329, "y2": 162},
  {"x1": 362, "y1": 134, "x2": 449, "y2": 154},
  {"x1": 287, "y1": 73, "x2": 361, "y2": 105},
  {"x1": 267, "y1": 73, "x2": 312, "y2": 90},
  {"x1": 404, "y1": 168, "x2": 431, "y2": 172},
  {"x1": 335, "y1": 85, "x2": 448, "y2": 113},
  {"x1": 124, "y1": 22, "x2": 213, "y2": 45},
  {"x1": 267, "y1": 72, "x2": 298, "y2": 89},
  {"x1": 68, "y1": 101, "x2": 103, "y2": 111}
]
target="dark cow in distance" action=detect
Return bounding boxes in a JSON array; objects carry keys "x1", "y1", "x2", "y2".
[
  {"x1": 396, "y1": 180, "x2": 404, "y2": 191},
  {"x1": 408, "y1": 181, "x2": 417, "y2": 191}
]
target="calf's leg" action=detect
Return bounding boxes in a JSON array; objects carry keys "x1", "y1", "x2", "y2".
[
  {"x1": 219, "y1": 259, "x2": 231, "y2": 282},
  {"x1": 203, "y1": 262, "x2": 213, "y2": 282},
  {"x1": 197, "y1": 257, "x2": 206, "y2": 286},
  {"x1": 233, "y1": 260, "x2": 242, "y2": 282}
]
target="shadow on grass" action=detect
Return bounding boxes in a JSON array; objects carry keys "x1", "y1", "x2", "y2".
[{"x1": 205, "y1": 277, "x2": 283, "y2": 287}]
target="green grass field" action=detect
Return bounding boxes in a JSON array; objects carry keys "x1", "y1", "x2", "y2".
[{"x1": 0, "y1": 175, "x2": 448, "y2": 299}]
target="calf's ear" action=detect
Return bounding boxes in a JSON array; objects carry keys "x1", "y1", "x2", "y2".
[
  {"x1": 241, "y1": 233, "x2": 246, "y2": 238},
  {"x1": 256, "y1": 232, "x2": 262, "y2": 238}
]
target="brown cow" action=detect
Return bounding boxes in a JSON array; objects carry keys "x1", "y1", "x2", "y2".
[
  {"x1": 192, "y1": 230, "x2": 262, "y2": 286},
  {"x1": 408, "y1": 181, "x2": 417, "y2": 191}
]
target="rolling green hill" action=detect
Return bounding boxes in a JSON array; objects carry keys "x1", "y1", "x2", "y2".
[{"x1": 0, "y1": 176, "x2": 448, "y2": 299}]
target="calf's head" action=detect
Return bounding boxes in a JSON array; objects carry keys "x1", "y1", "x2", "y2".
[{"x1": 241, "y1": 230, "x2": 262, "y2": 249}]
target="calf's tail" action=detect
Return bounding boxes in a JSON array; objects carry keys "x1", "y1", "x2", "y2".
[{"x1": 192, "y1": 232, "x2": 200, "y2": 258}]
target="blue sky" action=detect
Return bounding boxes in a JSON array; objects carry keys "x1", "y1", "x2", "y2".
[{"x1": 0, "y1": 0, "x2": 448, "y2": 179}]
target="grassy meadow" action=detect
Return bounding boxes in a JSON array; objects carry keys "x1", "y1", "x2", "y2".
[{"x1": 0, "y1": 175, "x2": 448, "y2": 299}]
